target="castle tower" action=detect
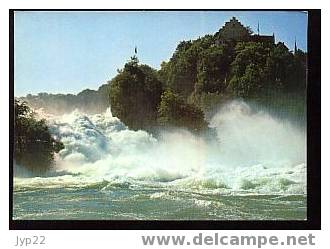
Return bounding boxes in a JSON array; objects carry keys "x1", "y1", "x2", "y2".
[
  {"x1": 216, "y1": 17, "x2": 275, "y2": 44},
  {"x1": 217, "y1": 17, "x2": 251, "y2": 41}
]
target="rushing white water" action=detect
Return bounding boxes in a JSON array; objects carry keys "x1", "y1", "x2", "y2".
[{"x1": 14, "y1": 101, "x2": 306, "y2": 196}]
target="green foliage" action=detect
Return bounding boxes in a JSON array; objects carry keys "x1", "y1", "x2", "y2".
[
  {"x1": 290, "y1": 49, "x2": 307, "y2": 92},
  {"x1": 157, "y1": 89, "x2": 208, "y2": 132},
  {"x1": 229, "y1": 63, "x2": 266, "y2": 98},
  {"x1": 159, "y1": 36, "x2": 215, "y2": 98},
  {"x1": 109, "y1": 56, "x2": 163, "y2": 131},
  {"x1": 158, "y1": 24, "x2": 306, "y2": 110},
  {"x1": 195, "y1": 44, "x2": 232, "y2": 94},
  {"x1": 228, "y1": 42, "x2": 306, "y2": 99},
  {"x1": 14, "y1": 100, "x2": 64, "y2": 174},
  {"x1": 160, "y1": 40, "x2": 197, "y2": 98},
  {"x1": 110, "y1": 54, "x2": 211, "y2": 133}
]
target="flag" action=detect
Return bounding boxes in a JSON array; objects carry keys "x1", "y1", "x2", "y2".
[{"x1": 257, "y1": 22, "x2": 260, "y2": 35}]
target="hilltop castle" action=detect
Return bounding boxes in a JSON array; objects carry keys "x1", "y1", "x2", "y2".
[{"x1": 215, "y1": 17, "x2": 275, "y2": 45}]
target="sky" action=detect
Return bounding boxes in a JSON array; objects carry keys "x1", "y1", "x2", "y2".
[{"x1": 14, "y1": 11, "x2": 308, "y2": 96}]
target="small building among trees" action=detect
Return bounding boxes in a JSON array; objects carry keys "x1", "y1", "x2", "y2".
[{"x1": 215, "y1": 17, "x2": 275, "y2": 44}]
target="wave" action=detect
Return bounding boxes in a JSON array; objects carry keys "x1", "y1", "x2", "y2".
[{"x1": 14, "y1": 101, "x2": 306, "y2": 195}]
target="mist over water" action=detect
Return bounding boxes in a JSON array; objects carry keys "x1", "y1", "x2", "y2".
[
  {"x1": 209, "y1": 101, "x2": 306, "y2": 168},
  {"x1": 14, "y1": 101, "x2": 306, "y2": 196}
]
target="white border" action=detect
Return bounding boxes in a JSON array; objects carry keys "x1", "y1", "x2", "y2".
[{"x1": 0, "y1": 1, "x2": 327, "y2": 249}]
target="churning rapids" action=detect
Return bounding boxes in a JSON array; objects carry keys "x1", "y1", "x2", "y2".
[{"x1": 13, "y1": 101, "x2": 307, "y2": 220}]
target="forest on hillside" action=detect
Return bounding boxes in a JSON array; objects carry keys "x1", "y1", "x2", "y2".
[{"x1": 109, "y1": 31, "x2": 306, "y2": 133}]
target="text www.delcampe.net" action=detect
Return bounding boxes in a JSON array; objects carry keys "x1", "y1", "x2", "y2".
[{"x1": 141, "y1": 233, "x2": 316, "y2": 247}]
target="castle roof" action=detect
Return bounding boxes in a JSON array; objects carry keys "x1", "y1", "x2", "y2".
[{"x1": 216, "y1": 17, "x2": 274, "y2": 44}]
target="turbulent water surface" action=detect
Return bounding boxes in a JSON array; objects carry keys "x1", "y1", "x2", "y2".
[{"x1": 13, "y1": 102, "x2": 307, "y2": 220}]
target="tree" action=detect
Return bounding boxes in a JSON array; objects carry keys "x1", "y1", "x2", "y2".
[
  {"x1": 14, "y1": 100, "x2": 64, "y2": 174},
  {"x1": 229, "y1": 42, "x2": 280, "y2": 98},
  {"x1": 229, "y1": 63, "x2": 265, "y2": 98},
  {"x1": 157, "y1": 89, "x2": 208, "y2": 133},
  {"x1": 289, "y1": 49, "x2": 307, "y2": 92},
  {"x1": 159, "y1": 36, "x2": 215, "y2": 98},
  {"x1": 195, "y1": 44, "x2": 232, "y2": 94},
  {"x1": 109, "y1": 56, "x2": 163, "y2": 131},
  {"x1": 162, "y1": 41, "x2": 198, "y2": 98}
]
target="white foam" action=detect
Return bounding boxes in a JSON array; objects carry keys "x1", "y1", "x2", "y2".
[{"x1": 14, "y1": 101, "x2": 307, "y2": 195}]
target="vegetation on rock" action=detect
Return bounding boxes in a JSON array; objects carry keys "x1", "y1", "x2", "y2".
[
  {"x1": 109, "y1": 56, "x2": 163, "y2": 131},
  {"x1": 157, "y1": 89, "x2": 208, "y2": 132},
  {"x1": 14, "y1": 100, "x2": 64, "y2": 174}
]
